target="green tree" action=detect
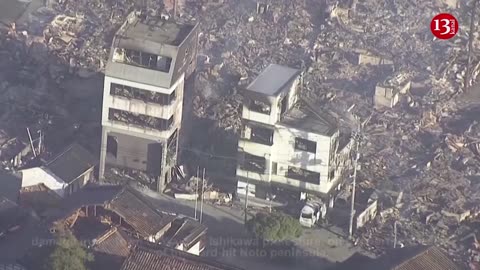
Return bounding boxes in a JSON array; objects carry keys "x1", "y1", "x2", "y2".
[
  {"x1": 46, "y1": 231, "x2": 94, "y2": 270},
  {"x1": 246, "y1": 212, "x2": 303, "y2": 241}
]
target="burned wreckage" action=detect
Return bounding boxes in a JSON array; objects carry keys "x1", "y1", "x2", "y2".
[{"x1": 0, "y1": 0, "x2": 480, "y2": 268}]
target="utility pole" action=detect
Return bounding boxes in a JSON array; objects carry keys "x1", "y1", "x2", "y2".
[
  {"x1": 194, "y1": 167, "x2": 199, "y2": 220},
  {"x1": 173, "y1": 0, "x2": 177, "y2": 20},
  {"x1": 394, "y1": 221, "x2": 398, "y2": 248},
  {"x1": 465, "y1": 0, "x2": 479, "y2": 93},
  {"x1": 349, "y1": 124, "x2": 362, "y2": 238},
  {"x1": 38, "y1": 130, "x2": 42, "y2": 155},
  {"x1": 199, "y1": 168, "x2": 205, "y2": 223},
  {"x1": 244, "y1": 180, "x2": 249, "y2": 225},
  {"x1": 26, "y1": 128, "x2": 37, "y2": 157}
]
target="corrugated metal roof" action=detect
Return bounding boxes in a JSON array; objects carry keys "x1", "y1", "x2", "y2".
[
  {"x1": 46, "y1": 143, "x2": 97, "y2": 184},
  {"x1": 120, "y1": 242, "x2": 244, "y2": 270}
]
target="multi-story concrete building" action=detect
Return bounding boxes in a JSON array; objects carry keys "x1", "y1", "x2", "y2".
[
  {"x1": 99, "y1": 11, "x2": 199, "y2": 191},
  {"x1": 236, "y1": 64, "x2": 352, "y2": 206}
]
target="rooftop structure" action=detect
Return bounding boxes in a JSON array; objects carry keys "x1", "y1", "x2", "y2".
[
  {"x1": 106, "y1": 12, "x2": 199, "y2": 89},
  {"x1": 246, "y1": 64, "x2": 301, "y2": 96},
  {"x1": 116, "y1": 17, "x2": 195, "y2": 47}
]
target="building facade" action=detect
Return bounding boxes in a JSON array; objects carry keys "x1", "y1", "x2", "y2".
[
  {"x1": 99, "y1": 12, "x2": 199, "y2": 191},
  {"x1": 236, "y1": 64, "x2": 352, "y2": 204}
]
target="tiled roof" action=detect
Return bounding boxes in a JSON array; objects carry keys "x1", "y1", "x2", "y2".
[
  {"x1": 331, "y1": 245, "x2": 461, "y2": 270},
  {"x1": 162, "y1": 217, "x2": 207, "y2": 248},
  {"x1": 45, "y1": 143, "x2": 97, "y2": 184},
  {"x1": 93, "y1": 227, "x2": 131, "y2": 258},
  {"x1": 391, "y1": 246, "x2": 461, "y2": 270},
  {"x1": 120, "y1": 242, "x2": 244, "y2": 270},
  {"x1": 108, "y1": 189, "x2": 175, "y2": 237}
]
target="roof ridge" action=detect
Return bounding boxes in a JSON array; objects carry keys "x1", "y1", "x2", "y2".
[{"x1": 45, "y1": 143, "x2": 78, "y2": 166}]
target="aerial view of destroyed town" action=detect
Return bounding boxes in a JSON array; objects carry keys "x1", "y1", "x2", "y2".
[{"x1": 1, "y1": 0, "x2": 480, "y2": 269}]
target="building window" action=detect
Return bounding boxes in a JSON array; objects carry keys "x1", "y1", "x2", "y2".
[
  {"x1": 114, "y1": 48, "x2": 172, "y2": 72},
  {"x1": 245, "y1": 125, "x2": 274, "y2": 145},
  {"x1": 287, "y1": 166, "x2": 320, "y2": 184},
  {"x1": 106, "y1": 136, "x2": 118, "y2": 158},
  {"x1": 110, "y1": 83, "x2": 176, "y2": 105},
  {"x1": 249, "y1": 100, "x2": 271, "y2": 115},
  {"x1": 108, "y1": 109, "x2": 174, "y2": 131},
  {"x1": 241, "y1": 153, "x2": 266, "y2": 174},
  {"x1": 294, "y1": 138, "x2": 317, "y2": 153},
  {"x1": 271, "y1": 162, "x2": 278, "y2": 175}
]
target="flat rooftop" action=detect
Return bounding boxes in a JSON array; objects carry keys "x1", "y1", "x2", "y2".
[
  {"x1": 118, "y1": 15, "x2": 195, "y2": 46},
  {"x1": 246, "y1": 64, "x2": 301, "y2": 96},
  {"x1": 280, "y1": 100, "x2": 338, "y2": 136}
]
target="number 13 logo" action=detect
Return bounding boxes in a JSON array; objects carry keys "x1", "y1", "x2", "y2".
[{"x1": 431, "y1": 13, "x2": 458, "y2": 40}]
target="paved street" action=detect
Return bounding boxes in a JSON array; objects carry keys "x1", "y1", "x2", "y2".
[{"x1": 136, "y1": 186, "x2": 360, "y2": 270}]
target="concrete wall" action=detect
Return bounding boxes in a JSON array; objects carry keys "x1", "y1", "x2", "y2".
[
  {"x1": 21, "y1": 167, "x2": 67, "y2": 197},
  {"x1": 103, "y1": 129, "x2": 165, "y2": 174},
  {"x1": 374, "y1": 86, "x2": 399, "y2": 109},
  {"x1": 241, "y1": 77, "x2": 300, "y2": 126},
  {"x1": 237, "y1": 124, "x2": 337, "y2": 194},
  {"x1": 100, "y1": 74, "x2": 184, "y2": 179},
  {"x1": 356, "y1": 200, "x2": 378, "y2": 229},
  {"x1": 102, "y1": 75, "x2": 184, "y2": 132}
]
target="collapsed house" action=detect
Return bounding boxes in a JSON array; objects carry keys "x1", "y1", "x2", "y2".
[
  {"x1": 236, "y1": 64, "x2": 353, "y2": 208},
  {"x1": 373, "y1": 73, "x2": 411, "y2": 109},
  {"x1": 20, "y1": 143, "x2": 97, "y2": 197},
  {"x1": 99, "y1": 11, "x2": 200, "y2": 192},
  {"x1": 51, "y1": 186, "x2": 207, "y2": 256}
]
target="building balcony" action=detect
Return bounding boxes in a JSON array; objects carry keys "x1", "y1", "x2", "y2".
[
  {"x1": 104, "y1": 108, "x2": 177, "y2": 139},
  {"x1": 107, "y1": 95, "x2": 178, "y2": 119}
]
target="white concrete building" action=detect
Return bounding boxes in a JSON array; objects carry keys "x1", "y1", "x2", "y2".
[
  {"x1": 99, "y1": 12, "x2": 199, "y2": 191},
  {"x1": 237, "y1": 64, "x2": 352, "y2": 204}
]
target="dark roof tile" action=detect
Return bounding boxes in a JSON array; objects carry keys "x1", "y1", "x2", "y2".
[
  {"x1": 120, "y1": 242, "x2": 244, "y2": 270},
  {"x1": 46, "y1": 143, "x2": 97, "y2": 184}
]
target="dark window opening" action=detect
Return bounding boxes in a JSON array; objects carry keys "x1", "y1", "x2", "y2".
[
  {"x1": 108, "y1": 108, "x2": 174, "y2": 131},
  {"x1": 271, "y1": 162, "x2": 278, "y2": 175},
  {"x1": 329, "y1": 170, "x2": 335, "y2": 180},
  {"x1": 106, "y1": 136, "x2": 118, "y2": 158},
  {"x1": 249, "y1": 100, "x2": 271, "y2": 115},
  {"x1": 295, "y1": 138, "x2": 317, "y2": 153},
  {"x1": 167, "y1": 129, "x2": 178, "y2": 147},
  {"x1": 110, "y1": 83, "x2": 176, "y2": 105},
  {"x1": 241, "y1": 153, "x2": 266, "y2": 174},
  {"x1": 280, "y1": 96, "x2": 288, "y2": 115},
  {"x1": 287, "y1": 166, "x2": 320, "y2": 184},
  {"x1": 117, "y1": 48, "x2": 172, "y2": 72},
  {"x1": 167, "y1": 129, "x2": 178, "y2": 163},
  {"x1": 250, "y1": 125, "x2": 274, "y2": 145}
]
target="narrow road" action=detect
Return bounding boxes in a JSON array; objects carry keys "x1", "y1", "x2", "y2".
[{"x1": 136, "y1": 186, "x2": 358, "y2": 270}]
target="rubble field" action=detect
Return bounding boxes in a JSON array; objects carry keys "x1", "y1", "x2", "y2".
[{"x1": 1, "y1": 0, "x2": 480, "y2": 268}]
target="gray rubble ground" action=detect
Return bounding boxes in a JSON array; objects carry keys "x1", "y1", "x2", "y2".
[{"x1": 1, "y1": 0, "x2": 480, "y2": 267}]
